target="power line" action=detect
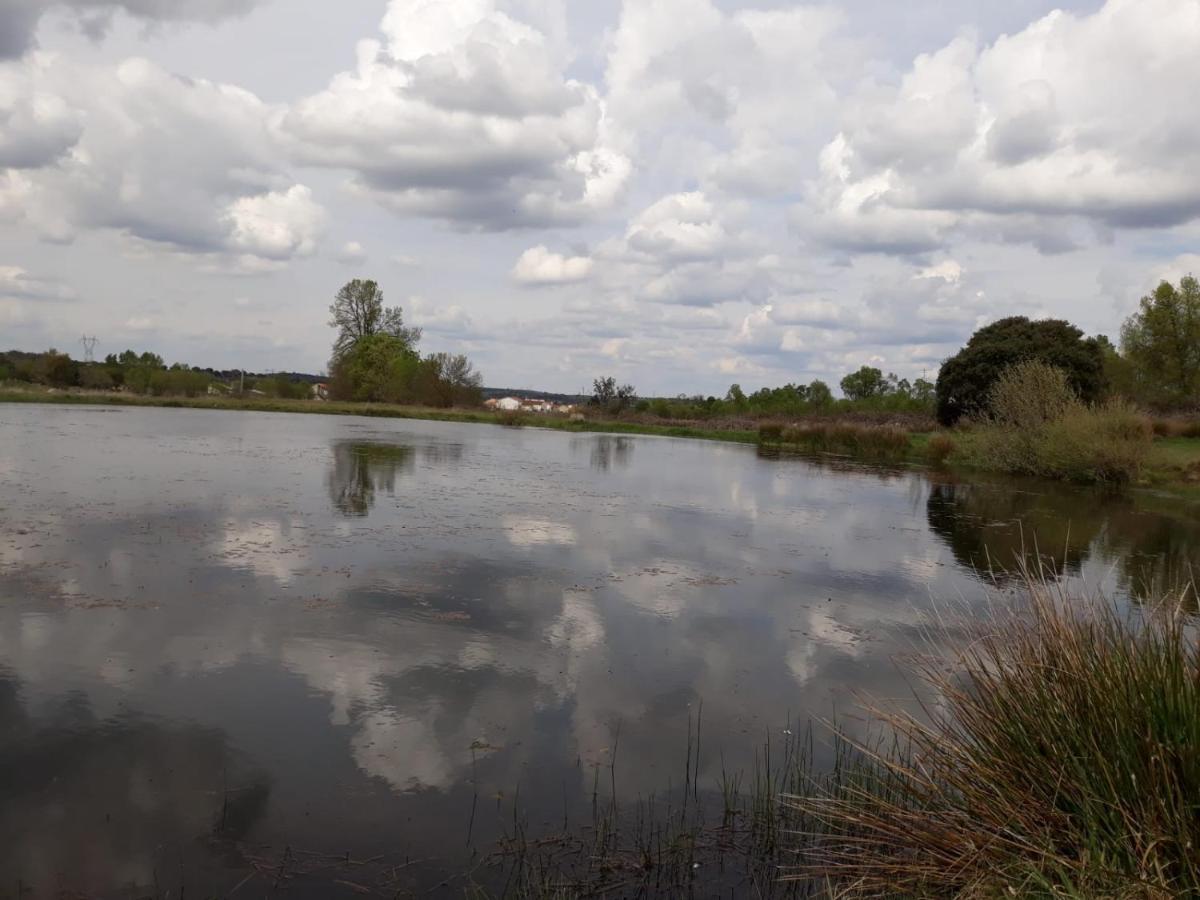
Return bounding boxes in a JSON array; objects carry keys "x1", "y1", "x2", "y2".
[{"x1": 79, "y1": 335, "x2": 98, "y2": 363}]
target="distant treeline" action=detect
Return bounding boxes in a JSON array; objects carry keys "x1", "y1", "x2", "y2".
[
  {"x1": 0, "y1": 348, "x2": 315, "y2": 399},
  {"x1": 3, "y1": 276, "x2": 1195, "y2": 419},
  {"x1": 583, "y1": 370, "x2": 935, "y2": 421}
]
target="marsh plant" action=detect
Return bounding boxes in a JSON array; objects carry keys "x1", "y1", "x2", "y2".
[
  {"x1": 758, "y1": 422, "x2": 911, "y2": 461},
  {"x1": 489, "y1": 572, "x2": 1200, "y2": 899},
  {"x1": 965, "y1": 359, "x2": 1152, "y2": 483},
  {"x1": 789, "y1": 573, "x2": 1200, "y2": 898}
]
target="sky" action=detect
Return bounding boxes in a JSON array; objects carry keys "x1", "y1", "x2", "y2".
[{"x1": 2, "y1": 0, "x2": 1199, "y2": 395}]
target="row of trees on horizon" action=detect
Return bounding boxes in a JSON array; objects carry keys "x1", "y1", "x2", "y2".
[{"x1": 2, "y1": 276, "x2": 1198, "y2": 418}]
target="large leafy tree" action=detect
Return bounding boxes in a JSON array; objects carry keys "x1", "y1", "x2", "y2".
[
  {"x1": 330, "y1": 333, "x2": 421, "y2": 403},
  {"x1": 329, "y1": 279, "x2": 421, "y2": 362},
  {"x1": 935, "y1": 317, "x2": 1105, "y2": 425},
  {"x1": 840, "y1": 366, "x2": 888, "y2": 401},
  {"x1": 1120, "y1": 276, "x2": 1200, "y2": 406},
  {"x1": 807, "y1": 380, "x2": 833, "y2": 407}
]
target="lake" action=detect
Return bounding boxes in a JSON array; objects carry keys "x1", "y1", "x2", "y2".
[{"x1": 1, "y1": 404, "x2": 1196, "y2": 897}]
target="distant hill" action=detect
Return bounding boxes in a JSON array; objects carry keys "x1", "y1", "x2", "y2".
[
  {"x1": 482, "y1": 387, "x2": 585, "y2": 404},
  {"x1": 198, "y1": 368, "x2": 326, "y2": 384}
]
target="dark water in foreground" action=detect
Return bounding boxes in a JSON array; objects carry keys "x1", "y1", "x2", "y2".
[{"x1": 1, "y1": 405, "x2": 1196, "y2": 897}]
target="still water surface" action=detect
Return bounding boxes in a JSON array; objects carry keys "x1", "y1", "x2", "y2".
[{"x1": 1, "y1": 405, "x2": 1196, "y2": 896}]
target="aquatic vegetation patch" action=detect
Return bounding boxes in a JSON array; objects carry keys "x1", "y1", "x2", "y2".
[
  {"x1": 759, "y1": 422, "x2": 912, "y2": 461},
  {"x1": 789, "y1": 573, "x2": 1200, "y2": 898}
]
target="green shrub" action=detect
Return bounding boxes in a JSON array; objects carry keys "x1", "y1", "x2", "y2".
[
  {"x1": 496, "y1": 409, "x2": 525, "y2": 427},
  {"x1": 988, "y1": 359, "x2": 1078, "y2": 428},
  {"x1": 649, "y1": 398, "x2": 672, "y2": 418},
  {"x1": 967, "y1": 361, "x2": 1152, "y2": 483},
  {"x1": 78, "y1": 365, "x2": 114, "y2": 390},
  {"x1": 776, "y1": 423, "x2": 911, "y2": 460}
]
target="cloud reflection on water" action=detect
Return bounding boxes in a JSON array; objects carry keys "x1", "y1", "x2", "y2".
[{"x1": 0, "y1": 406, "x2": 1197, "y2": 893}]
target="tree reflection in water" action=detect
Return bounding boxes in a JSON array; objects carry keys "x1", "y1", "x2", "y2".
[
  {"x1": 327, "y1": 440, "x2": 466, "y2": 516},
  {"x1": 328, "y1": 442, "x2": 415, "y2": 516},
  {"x1": 572, "y1": 435, "x2": 635, "y2": 472},
  {"x1": 926, "y1": 476, "x2": 1199, "y2": 604}
]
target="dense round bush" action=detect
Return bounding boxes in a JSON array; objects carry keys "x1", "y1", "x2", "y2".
[{"x1": 935, "y1": 317, "x2": 1106, "y2": 425}]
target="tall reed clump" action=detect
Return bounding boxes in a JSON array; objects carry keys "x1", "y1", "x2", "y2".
[
  {"x1": 789, "y1": 574, "x2": 1200, "y2": 898},
  {"x1": 769, "y1": 423, "x2": 911, "y2": 461},
  {"x1": 924, "y1": 433, "x2": 957, "y2": 466},
  {"x1": 496, "y1": 409, "x2": 526, "y2": 427},
  {"x1": 968, "y1": 360, "x2": 1152, "y2": 483}
]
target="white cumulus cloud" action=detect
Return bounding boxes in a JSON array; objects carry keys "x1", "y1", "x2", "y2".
[
  {"x1": 278, "y1": 0, "x2": 630, "y2": 230},
  {"x1": 805, "y1": 0, "x2": 1200, "y2": 254},
  {"x1": 512, "y1": 245, "x2": 592, "y2": 284}
]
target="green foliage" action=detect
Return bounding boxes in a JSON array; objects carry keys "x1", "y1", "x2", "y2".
[
  {"x1": 725, "y1": 383, "x2": 747, "y2": 409},
  {"x1": 146, "y1": 366, "x2": 210, "y2": 397},
  {"x1": 773, "y1": 423, "x2": 911, "y2": 460},
  {"x1": 260, "y1": 374, "x2": 311, "y2": 400},
  {"x1": 423, "y1": 352, "x2": 484, "y2": 407},
  {"x1": 328, "y1": 278, "x2": 421, "y2": 364},
  {"x1": 936, "y1": 316, "x2": 1106, "y2": 425},
  {"x1": 807, "y1": 379, "x2": 833, "y2": 407},
  {"x1": 35, "y1": 349, "x2": 79, "y2": 387},
  {"x1": 329, "y1": 335, "x2": 482, "y2": 408},
  {"x1": 78, "y1": 364, "x2": 114, "y2": 390},
  {"x1": 326, "y1": 280, "x2": 483, "y2": 408},
  {"x1": 839, "y1": 366, "x2": 887, "y2": 401},
  {"x1": 1120, "y1": 275, "x2": 1200, "y2": 407},
  {"x1": 638, "y1": 374, "x2": 928, "y2": 422},
  {"x1": 329, "y1": 333, "x2": 419, "y2": 402},
  {"x1": 965, "y1": 361, "x2": 1152, "y2": 483},
  {"x1": 0, "y1": 348, "x2": 203, "y2": 395},
  {"x1": 988, "y1": 359, "x2": 1078, "y2": 428}
]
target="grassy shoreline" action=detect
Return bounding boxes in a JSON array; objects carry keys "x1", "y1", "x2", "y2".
[
  {"x1": 4, "y1": 387, "x2": 1198, "y2": 495},
  {"x1": 0, "y1": 387, "x2": 762, "y2": 444}
]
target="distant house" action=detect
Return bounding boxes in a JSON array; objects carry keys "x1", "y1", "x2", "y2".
[
  {"x1": 485, "y1": 395, "x2": 576, "y2": 415},
  {"x1": 312, "y1": 383, "x2": 329, "y2": 401}
]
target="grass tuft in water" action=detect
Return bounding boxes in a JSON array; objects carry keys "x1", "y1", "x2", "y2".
[{"x1": 787, "y1": 570, "x2": 1200, "y2": 898}]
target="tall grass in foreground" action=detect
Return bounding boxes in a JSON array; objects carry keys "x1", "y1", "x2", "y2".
[{"x1": 789, "y1": 573, "x2": 1200, "y2": 898}]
